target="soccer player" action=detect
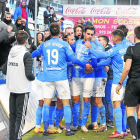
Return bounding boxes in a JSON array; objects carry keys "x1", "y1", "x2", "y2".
[
  {"x1": 116, "y1": 26, "x2": 140, "y2": 140},
  {"x1": 2, "y1": 30, "x2": 35, "y2": 140},
  {"x1": 88, "y1": 32, "x2": 107, "y2": 132},
  {"x1": 87, "y1": 29, "x2": 129, "y2": 138},
  {"x1": 31, "y1": 22, "x2": 92, "y2": 136},
  {"x1": 70, "y1": 26, "x2": 97, "y2": 133},
  {"x1": 98, "y1": 35, "x2": 114, "y2": 128},
  {"x1": 74, "y1": 24, "x2": 84, "y2": 41}
]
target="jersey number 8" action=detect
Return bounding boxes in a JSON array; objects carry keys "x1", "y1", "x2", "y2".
[{"x1": 47, "y1": 49, "x2": 58, "y2": 65}]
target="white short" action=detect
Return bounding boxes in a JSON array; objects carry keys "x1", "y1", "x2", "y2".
[
  {"x1": 43, "y1": 80, "x2": 71, "y2": 100},
  {"x1": 36, "y1": 80, "x2": 44, "y2": 100},
  {"x1": 92, "y1": 78, "x2": 107, "y2": 97},
  {"x1": 111, "y1": 84, "x2": 125, "y2": 101},
  {"x1": 72, "y1": 78, "x2": 95, "y2": 98}
]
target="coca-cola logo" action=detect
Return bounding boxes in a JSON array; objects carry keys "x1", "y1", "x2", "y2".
[
  {"x1": 65, "y1": 7, "x2": 86, "y2": 14},
  {"x1": 90, "y1": 7, "x2": 111, "y2": 15},
  {"x1": 116, "y1": 7, "x2": 137, "y2": 15}
]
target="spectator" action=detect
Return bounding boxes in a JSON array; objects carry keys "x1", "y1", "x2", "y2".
[
  {"x1": 15, "y1": 16, "x2": 32, "y2": 46},
  {"x1": 75, "y1": 19, "x2": 82, "y2": 26},
  {"x1": 0, "y1": 0, "x2": 7, "y2": 21},
  {"x1": 59, "y1": 31, "x2": 65, "y2": 40},
  {"x1": 50, "y1": 7, "x2": 56, "y2": 23},
  {"x1": 9, "y1": 0, "x2": 14, "y2": 4},
  {"x1": 74, "y1": 24, "x2": 84, "y2": 40},
  {"x1": 14, "y1": 0, "x2": 28, "y2": 26},
  {"x1": 16, "y1": 0, "x2": 20, "y2": 7},
  {"x1": 44, "y1": 6, "x2": 54, "y2": 30},
  {"x1": 30, "y1": 32, "x2": 44, "y2": 61},
  {"x1": 28, "y1": 0, "x2": 41, "y2": 21},
  {"x1": 2, "y1": 30, "x2": 35, "y2": 140},
  {"x1": 81, "y1": 17, "x2": 93, "y2": 27},
  {"x1": 59, "y1": 17, "x2": 64, "y2": 31},
  {"x1": 65, "y1": 27, "x2": 74, "y2": 36},
  {"x1": 0, "y1": 25, "x2": 13, "y2": 67},
  {"x1": 44, "y1": 30, "x2": 50, "y2": 41},
  {"x1": 3, "y1": 12, "x2": 17, "y2": 32}
]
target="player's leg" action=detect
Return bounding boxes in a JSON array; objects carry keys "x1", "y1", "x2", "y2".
[
  {"x1": 93, "y1": 78, "x2": 107, "y2": 132},
  {"x1": 137, "y1": 104, "x2": 140, "y2": 139},
  {"x1": 56, "y1": 80, "x2": 75, "y2": 136},
  {"x1": 78, "y1": 94, "x2": 83, "y2": 129},
  {"x1": 71, "y1": 77, "x2": 82, "y2": 130},
  {"x1": 104, "y1": 79, "x2": 114, "y2": 128},
  {"x1": 34, "y1": 80, "x2": 44, "y2": 134},
  {"x1": 81, "y1": 78, "x2": 94, "y2": 133},
  {"x1": 42, "y1": 82, "x2": 55, "y2": 136},
  {"x1": 108, "y1": 84, "x2": 125, "y2": 138}
]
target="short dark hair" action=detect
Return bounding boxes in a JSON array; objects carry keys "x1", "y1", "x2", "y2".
[
  {"x1": 84, "y1": 26, "x2": 96, "y2": 34},
  {"x1": 5, "y1": 12, "x2": 11, "y2": 15},
  {"x1": 134, "y1": 26, "x2": 140, "y2": 40},
  {"x1": 99, "y1": 35, "x2": 109, "y2": 45},
  {"x1": 60, "y1": 17, "x2": 64, "y2": 21},
  {"x1": 74, "y1": 24, "x2": 84, "y2": 33},
  {"x1": 112, "y1": 29, "x2": 124, "y2": 41},
  {"x1": 81, "y1": 17, "x2": 86, "y2": 20},
  {"x1": 117, "y1": 25, "x2": 128, "y2": 37},
  {"x1": 47, "y1": 6, "x2": 50, "y2": 9},
  {"x1": 60, "y1": 31, "x2": 65, "y2": 40},
  {"x1": 16, "y1": 30, "x2": 29, "y2": 45},
  {"x1": 50, "y1": 22, "x2": 59, "y2": 36}
]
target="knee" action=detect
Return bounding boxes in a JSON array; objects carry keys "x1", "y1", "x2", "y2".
[
  {"x1": 83, "y1": 98, "x2": 90, "y2": 103},
  {"x1": 39, "y1": 100, "x2": 44, "y2": 107},
  {"x1": 137, "y1": 111, "x2": 140, "y2": 119},
  {"x1": 57, "y1": 98, "x2": 63, "y2": 110},
  {"x1": 95, "y1": 98, "x2": 102, "y2": 105},
  {"x1": 72, "y1": 96, "x2": 79, "y2": 103}
]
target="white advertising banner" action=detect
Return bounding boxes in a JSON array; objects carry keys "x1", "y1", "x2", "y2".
[{"x1": 63, "y1": 5, "x2": 140, "y2": 17}]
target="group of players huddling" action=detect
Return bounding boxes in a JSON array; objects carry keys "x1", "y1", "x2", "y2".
[{"x1": 31, "y1": 22, "x2": 140, "y2": 139}]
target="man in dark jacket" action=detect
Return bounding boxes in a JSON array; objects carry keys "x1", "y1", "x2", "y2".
[
  {"x1": 28, "y1": 0, "x2": 41, "y2": 21},
  {"x1": 98, "y1": 35, "x2": 114, "y2": 128},
  {"x1": 44, "y1": 6, "x2": 54, "y2": 30},
  {"x1": 15, "y1": 16, "x2": 32, "y2": 46},
  {"x1": 3, "y1": 12, "x2": 17, "y2": 32},
  {"x1": 81, "y1": 17, "x2": 93, "y2": 27},
  {"x1": 0, "y1": 25, "x2": 13, "y2": 67},
  {"x1": 0, "y1": 0, "x2": 8, "y2": 21},
  {"x1": 2, "y1": 30, "x2": 35, "y2": 140}
]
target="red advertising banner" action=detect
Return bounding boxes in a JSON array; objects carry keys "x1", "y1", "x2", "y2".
[{"x1": 69, "y1": 16, "x2": 140, "y2": 43}]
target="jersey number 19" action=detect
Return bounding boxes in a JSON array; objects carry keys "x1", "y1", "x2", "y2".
[{"x1": 47, "y1": 49, "x2": 58, "y2": 65}]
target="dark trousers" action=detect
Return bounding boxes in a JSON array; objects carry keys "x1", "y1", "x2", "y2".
[
  {"x1": 0, "y1": 2, "x2": 6, "y2": 21},
  {"x1": 9, "y1": 92, "x2": 29, "y2": 140}
]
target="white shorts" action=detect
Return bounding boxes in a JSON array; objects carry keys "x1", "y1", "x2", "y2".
[
  {"x1": 111, "y1": 84, "x2": 125, "y2": 101},
  {"x1": 72, "y1": 77, "x2": 95, "y2": 98},
  {"x1": 36, "y1": 80, "x2": 44, "y2": 100},
  {"x1": 92, "y1": 78, "x2": 107, "y2": 97},
  {"x1": 43, "y1": 80, "x2": 71, "y2": 100}
]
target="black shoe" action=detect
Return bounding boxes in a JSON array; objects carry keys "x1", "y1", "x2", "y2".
[
  {"x1": 43, "y1": 130, "x2": 49, "y2": 136},
  {"x1": 87, "y1": 123, "x2": 93, "y2": 130},
  {"x1": 77, "y1": 126, "x2": 81, "y2": 130},
  {"x1": 106, "y1": 120, "x2": 114, "y2": 128},
  {"x1": 65, "y1": 130, "x2": 75, "y2": 136}
]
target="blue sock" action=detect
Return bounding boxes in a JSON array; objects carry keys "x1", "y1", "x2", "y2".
[
  {"x1": 97, "y1": 105, "x2": 106, "y2": 125},
  {"x1": 114, "y1": 108, "x2": 122, "y2": 133},
  {"x1": 81, "y1": 102, "x2": 90, "y2": 126},
  {"x1": 91, "y1": 105, "x2": 98, "y2": 123},
  {"x1": 64, "y1": 105, "x2": 71, "y2": 130},
  {"x1": 72, "y1": 102, "x2": 80, "y2": 127},
  {"x1": 134, "y1": 111, "x2": 137, "y2": 122},
  {"x1": 42, "y1": 104, "x2": 50, "y2": 130},
  {"x1": 55, "y1": 108, "x2": 64, "y2": 127},
  {"x1": 49, "y1": 106, "x2": 56, "y2": 125},
  {"x1": 121, "y1": 104, "x2": 126, "y2": 132},
  {"x1": 36, "y1": 106, "x2": 42, "y2": 126}
]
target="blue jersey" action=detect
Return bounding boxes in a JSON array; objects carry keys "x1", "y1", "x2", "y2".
[
  {"x1": 32, "y1": 38, "x2": 74, "y2": 82},
  {"x1": 90, "y1": 42, "x2": 128, "y2": 86},
  {"x1": 70, "y1": 40, "x2": 96, "y2": 78},
  {"x1": 92, "y1": 39, "x2": 107, "y2": 78},
  {"x1": 123, "y1": 38, "x2": 131, "y2": 47}
]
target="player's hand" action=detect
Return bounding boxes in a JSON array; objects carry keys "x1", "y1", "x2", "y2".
[
  {"x1": 84, "y1": 41, "x2": 92, "y2": 49},
  {"x1": 7, "y1": 26, "x2": 13, "y2": 32},
  {"x1": 104, "y1": 66, "x2": 109, "y2": 73},
  {"x1": 116, "y1": 84, "x2": 122, "y2": 94},
  {"x1": 85, "y1": 63, "x2": 93, "y2": 72},
  {"x1": 84, "y1": 68, "x2": 94, "y2": 74}
]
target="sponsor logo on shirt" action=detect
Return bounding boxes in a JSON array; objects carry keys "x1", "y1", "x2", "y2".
[{"x1": 8, "y1": 62, "x2": 18, "y2": 66}]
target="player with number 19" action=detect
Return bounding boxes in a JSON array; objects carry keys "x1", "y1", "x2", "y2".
[{"x1": 32, "y1": 22, "x2": 92, "y2": 136}]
